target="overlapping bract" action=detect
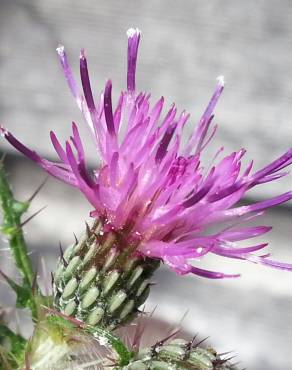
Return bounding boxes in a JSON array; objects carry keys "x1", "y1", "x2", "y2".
[{"x1": 2, "y1": 28, "x2": 292, "y2": 278}]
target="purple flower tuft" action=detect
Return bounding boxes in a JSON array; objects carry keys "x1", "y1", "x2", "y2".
[{"x1": 2, "y1": 28, "x2": 292, "y2": 278}]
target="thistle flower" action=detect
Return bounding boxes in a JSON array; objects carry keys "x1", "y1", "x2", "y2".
[{"x1": 2, "y1": 28, "x2": 292, "y2": 282}]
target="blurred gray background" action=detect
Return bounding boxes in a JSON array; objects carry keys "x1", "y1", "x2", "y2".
[{"x1": 1, "y1": 1, "x2": 292, "y2": 369}]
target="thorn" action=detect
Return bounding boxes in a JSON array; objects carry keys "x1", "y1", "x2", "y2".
[
  {"x1": 178, "y1": 309, "x2": 189, "y2": 327},
  {"x1": 181, "y1": 333, "x2": 199, "y2": 360},
  {"x1": 59, "y1": 242, "x2": 64, "y2": 257},
  {"x1": 85, "y1": 221, "x2": 91, "y2": 237},
  {"x1": 193, "y1": 336, "x2": 209, "y2": 348},
  {"x1": 20, "y1": 206, "x2": 47, "y2": 228},
  {"x1": 73, "y1": 233, "x2": 78, "y2": 245},
  {"x1": 31, "y1": 269, "x2": 38, "y2": 294},
  {"x1": 189, "y1": 333, "x2": 199, "y2": 347},
  {"x1": 213, "y1": 354, "x2": 237, "y2": 367},
  {"x1": 27, "y1": 177, "x2": 48, "y2": 203},
  {"x1": 182, "y1": 334, "x2": 198, "y2": 360},
  {"x1": 59, "y1": 243, "x2": 68, "y2": 267},
  {"x1": 136, "y1": 303, "x2": 157, "y2": 317},
  {"x1": 140, "y1": 304, "x2": 146, "y2": 313},
  {"x1": 224, "y1": 354, "x2": 237, "y2": 361},
  {"x1": 151, "y1": 329, "x2": 180, "y2": 354},
  {"x1": 149, "y1": 304, "x2": 158, "y2": 317},
  {"x1": 217, "y1": 351, "x2": 234, "y2": 357},
  {"x1": 0, "y1": 269, "x2": 20, "y2": 291},
  {"x1": 223, "y1": 355, "x2": 237, "y2": 363}
]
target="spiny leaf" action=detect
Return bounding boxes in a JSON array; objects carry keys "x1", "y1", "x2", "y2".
[
  {"x1": 0, "y1": 324, "x2": 26, "y2": 368},
  {"x1": 0, "y1": 270, "x2": 37, "y2": 315}
]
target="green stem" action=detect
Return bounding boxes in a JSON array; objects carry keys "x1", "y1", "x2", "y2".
[
  {"x1": 0, "y1": 162, "x2": 34, "y2": 285},
  {"x1": 0, "y1": 160, "x2": 37, "y2": 317},
  {"x1": 8, "y1": 228, "x2": 34, "y2": 286}
]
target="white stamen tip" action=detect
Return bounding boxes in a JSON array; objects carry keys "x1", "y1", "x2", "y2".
[
  {"x1": 56, "y1": 44, "x2": 65, "y2": 55},
  {"x1": 80, "y1": 48, "x2": 86, "y2": 60},
  {"x1": 0, "y1": 125, "x2": 8, "y2": 137},
  {"x1": 216, "y1": 75, "x2": 225, "y2": 86},
  {"x1": 127, "y1": 27, "x2": 141, "y2": 38}
]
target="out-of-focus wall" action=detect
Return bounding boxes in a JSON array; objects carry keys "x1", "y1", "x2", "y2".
[
  {"x1": 1, "y1": 1, "x2": 292, "y2": 369},
  {"x1": 1, "y1": 0, "x2": 292, "y2": 199}
]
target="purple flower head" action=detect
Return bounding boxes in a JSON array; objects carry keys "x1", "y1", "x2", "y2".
[{"x1": 2, "y1": 28, "x2": 292, "y2": 279}]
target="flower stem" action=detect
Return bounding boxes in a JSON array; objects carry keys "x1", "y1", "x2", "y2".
[{"x1": 0, "y1": 158, "x2": 37, "y2": 317}]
